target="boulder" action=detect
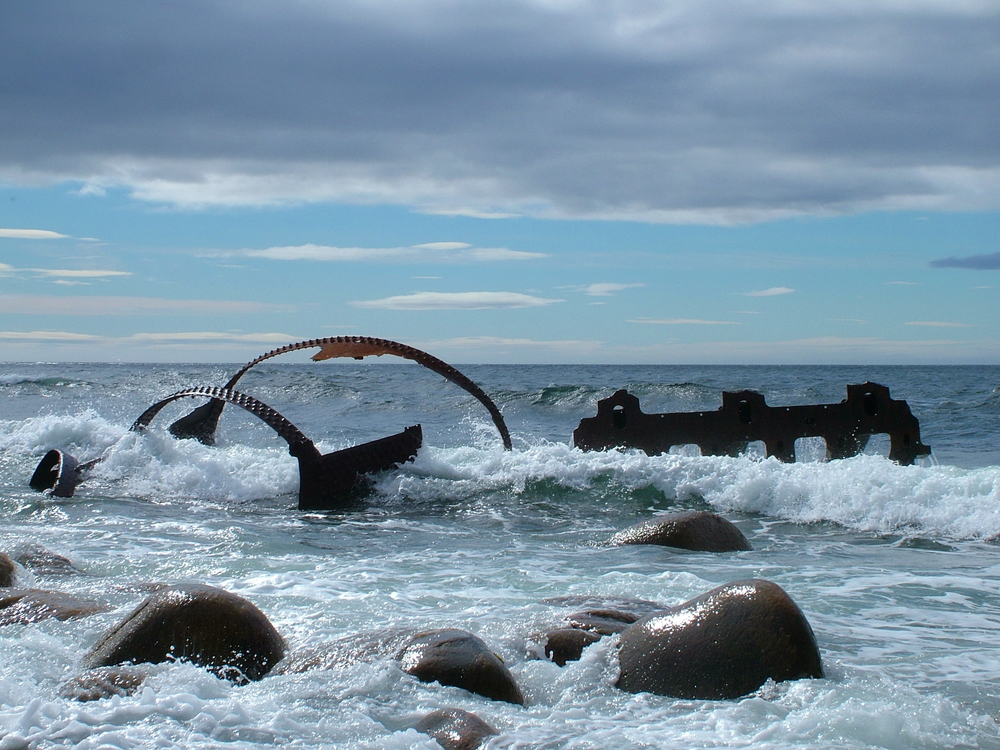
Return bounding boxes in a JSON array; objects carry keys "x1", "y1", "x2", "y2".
[
  {"x1": 10, "y1": 544, "x2": 83, "y2": 576},
  {"x1": 541, "y1": 628, "x2": 601, "y2": 666},
  {"x1": 279, "y1": 627, "x2": 523, "y2": 704},
  {"x1": 84, "y1": 584, "x2": 285, "y2": 683},
  {"x1": 398, "y1": 629, "x2": 524, "y2": 705},
  {"x1": 608, "y1": 511, "x2": 752, "y2": 552},
  {"x1": 0, "y1": 588, "x2": 108, "y2": 626},
  {"x1": 415, "y1": 707, "x2": 497, "y2": 750},
  {"x1": 0, "y1": 553, "x2": 16, "y2": 588},
  {"x1": 616, "y1": 578, "x2": 822, "y2": 700},
  {"x1": 59, "y1": 665, "x2": 156, "y2": 702}
]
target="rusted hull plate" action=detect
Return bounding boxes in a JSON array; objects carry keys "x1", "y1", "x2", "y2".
[{"x1": 573, "y1": 382, "x2": 930, "y2": 465}]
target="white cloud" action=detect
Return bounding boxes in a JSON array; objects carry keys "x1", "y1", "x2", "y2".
[
  {"x1": 0, "y1": 295, "x2": 292, "y2": 315},
  {"x1": 0, "y1": 330, "x2": 100, "y2": 341},
  {"x1": 243, "y1": 243, "x2": 545, "y2": 263},
  {"x1": 904, "y1": 321, "x2": 973, "y2": 327},
  {"x1": 629, "y1": 317, "x2": 741, "y2": 325},
  {"x1": 743, "y1": 287, "x2": 795, "y2": 297},
  {"x1": 351, "y1": 291, "x2": 564, "y2": 310},
  {"x1": 573, "y1": 283, "x2": 646, "y2": 297},
  {"x1": 0, "y1": 228, "x2": 71, "y2": 239},
  {"x1": 28, "y1": 268, "x2": 131, "y2": 278}
]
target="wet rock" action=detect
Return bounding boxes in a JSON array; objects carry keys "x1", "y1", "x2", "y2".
[
  {"x1": 10, "y1": 544, "x2": 83, "y2": 576},
  {"x1": 398, "y1": 629, "x2": 524, "y2": 705},
  {"x1": 278, "y1": 627, "x2": 523, "y2": 704},
  {"x1": 540, "y1": 595, "x2": 662, "y2": 613},
  {"x1": 616, "y1": 579, "x2": 823, "y2": 700},
  {"x1": 59, "y1": 665, "x2": 156, "y2": 702},
  {"x1": 608, "y1": 511, "x2": 752, "y2": 552},
  {"x1": 415, "y1": 707, "x2": 497, "y2": 750},
  {"x1": 564, "y1": 608, "x2": 640, "y2": 635},
  {"x1": 0, "y1": 553, "x2": 16, "y2": 588},
  {"x1": 532, "y1": 598, "x2": 658, "y2": 666},
  {"x1": 84, "y1": 584, "x2": 285, "y2": 683},
  {"x1": 0, "y1": 588, "x2": 108, "y2": 626},
  {"x1": 541, "y1": 628, "x2": 601, "y2": 666},
  {"x1": 274, "y1": 628, "x2": 415, "y2": 673}
]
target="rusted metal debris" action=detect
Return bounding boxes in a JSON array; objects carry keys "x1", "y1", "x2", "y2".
[
  {"x1": 29, "y1": 335, "x2": 510, "y2": 509},
  {"x1": 573, "y1": 382, "x2": 931, "y2": 465},
  {"x1": 30, "y1": 386, "x2": 421, "y2": 510},
  {"x1": 169, "y1": 336, "x2": 512, "y2": 450}
]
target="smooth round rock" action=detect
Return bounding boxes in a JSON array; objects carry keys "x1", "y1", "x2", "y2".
[
  {"x1": 608, "y1": 511, "x2": 752, "y2": 552},
  {"x1": 415, "y1": 707, "x2": 497, "y2": 750},
  {"x1": 616, "y1": 578, "x2": 822, "y2": 700},
  {"x1": 542, "y1": 627, "x2": 601, "y2": 666},
  {"x1": 397, "y1": 628, "x2": 524, "y2": 705},
  {"x1": 84, "y1": 584, "x2": 285, "y2": 683}
]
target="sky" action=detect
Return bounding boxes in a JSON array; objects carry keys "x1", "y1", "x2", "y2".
[{"x1": 1, "y1": 0, "x2": 999, "y2": 364}]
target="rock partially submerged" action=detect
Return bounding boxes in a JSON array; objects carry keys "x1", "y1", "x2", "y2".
[
  {"x1": 616, "y1": 578, "x2": 823, "y2": 700},
  {"x1": 609, "y1": 511, "x2": 752, "y2": 552},
  {"x1": 84, "y1": 584, "x2": 286, "y2": 683},
  {"x1": 0, "y1": 588, "x2": 108, "y2": 626},
  {"x1": 415, "y1": 707, "x2": 497, "y2": 750},
  {"x1": 279, "y1": 627, "x2": 524, "y2": 704}
]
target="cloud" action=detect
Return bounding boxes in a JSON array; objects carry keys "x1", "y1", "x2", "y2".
[
  {"x1": 905, "y1": 321, "x2": 973, "y2": 327},
  {"x1": 0, "y1": 228, "x2": 71, "y2": 239},
  {"x1": 350, "y1": 291, "x2": 564, "y2": 310},
  {"x1": 743, "y1": 287, "x2": 795, "y2": 297},
  {"x1": 243, "y1": 243, "x2": 545, "y2": 263},
  {"x1": 28, "y1": 268, "x2": 131, "y2": 278},
  {"x1": 3, "y1": 2, "x2": 1000, "y2": 222},
  {"x1": 0, "y1": 330, "x2": 100, "y2": 341},
  {"x1": 0, "y1": 329, "x2": 297, "y2": 346},
  {"x1": 0, "y1": 295, "x2": 292, "y2": 315},
  {"x1": 929, "y1": 252, "x2": 1000, "y2": 270},
  {"x1": 629, "y1": 317, "x2": 741, "y2": 325},
  {"x1": 565, "y1": 283, "x2": 646, "y2": 297}
]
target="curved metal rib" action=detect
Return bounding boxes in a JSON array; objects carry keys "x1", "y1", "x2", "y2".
[
  {"x1": 169, "y1": 336, "x2": 512, "y2": 450},
  {"x1": 135, "y1": 386, "x2": 320, "y2": 459}
]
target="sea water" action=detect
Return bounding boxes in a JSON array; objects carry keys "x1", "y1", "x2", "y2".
[{"x1": 1, "y1": 363, "x2": 999, "y2": 749}]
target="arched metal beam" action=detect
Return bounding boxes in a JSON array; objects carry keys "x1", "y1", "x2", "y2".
[{"x1": 169, "y1": 336, "x2": 512, "y2": 450}]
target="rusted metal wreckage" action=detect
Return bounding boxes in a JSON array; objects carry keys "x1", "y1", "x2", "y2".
[
  {"x1": 573, "y1": 382, "x2": 931, "y2": 465},
  {"x1": 30, "y1": 336, "x2": 511, "y2": 510},
  {"x1": 29, "y1": 343, "x2": 933, "y2": 510}
]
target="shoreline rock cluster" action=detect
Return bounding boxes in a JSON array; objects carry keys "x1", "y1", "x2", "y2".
[{"x1": 2, "y1": 511, "x2": 823, "y2": 750}]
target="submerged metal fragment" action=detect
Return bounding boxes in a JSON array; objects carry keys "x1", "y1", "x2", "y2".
[{"x1": 573, "y1": 382, "x2": 930, "y2": 465}]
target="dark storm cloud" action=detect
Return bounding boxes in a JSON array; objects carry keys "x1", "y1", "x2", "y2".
[
  {"x1": 2, "y1": 0, "x2": 999, "y2": 221},
  {"x1": 930, "y1": 252, "x2": 1000, "y2": 270}
]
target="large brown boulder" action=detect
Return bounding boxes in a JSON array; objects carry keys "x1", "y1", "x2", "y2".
[
  {"x1": 616, "y1": 579, "x2": 822, "y2": 700},
  {"x1": 608, "y1": 511, "x2": 752, "y2": 552},
  {"x1": 84, "y1": 584, "x2": 285, "y2": 683},
  {"x1": 415, "y1": 707, "x2": 497, "y2": 750}
]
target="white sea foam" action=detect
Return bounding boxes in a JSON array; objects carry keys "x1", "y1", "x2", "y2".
[{"x1": 5, "y1": 412, "x2": 1000, "y2": 538}]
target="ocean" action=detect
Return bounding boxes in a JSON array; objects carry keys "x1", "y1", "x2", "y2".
[{"x1": 2, "y1": 361, "x2": 1000, "y2": 749}]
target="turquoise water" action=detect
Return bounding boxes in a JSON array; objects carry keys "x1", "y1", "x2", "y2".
[{"x1": 1, "y1": 363, "x2": 999, "y2": 748}]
